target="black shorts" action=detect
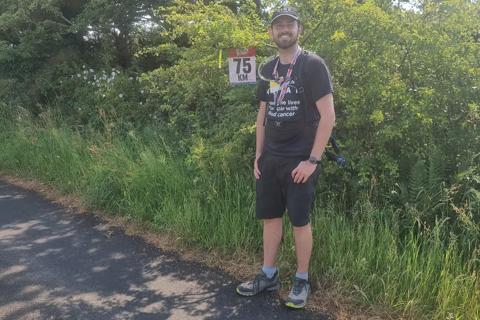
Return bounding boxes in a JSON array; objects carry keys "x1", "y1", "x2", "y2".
[{"x1": 255, "y1": 152, "x2": 321, "y2": 227}]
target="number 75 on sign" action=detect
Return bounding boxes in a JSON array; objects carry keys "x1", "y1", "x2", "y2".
[{"x1": 228, "y1": 48, "x2": 256, "y2": 85}]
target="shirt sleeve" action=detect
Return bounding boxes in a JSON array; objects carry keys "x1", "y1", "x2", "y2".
[
  {"x1": 305, "y1": 55, "x2": 333, "y2": 103},
  {"x1": 255, "y1": 79, "x2": 269, "y2": 103}
]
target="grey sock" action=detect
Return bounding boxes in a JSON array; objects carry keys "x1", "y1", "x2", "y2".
[
  {"x1": 295, "y1": 272, "x2": 308, "y2": 281},
  {"x1": 262, "y1": 266, "x2": 277, "y2": 279}
]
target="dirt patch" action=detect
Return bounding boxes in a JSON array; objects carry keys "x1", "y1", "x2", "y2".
[{"x1": 0, "y1": 173, "x2": 401, "y2": 320}]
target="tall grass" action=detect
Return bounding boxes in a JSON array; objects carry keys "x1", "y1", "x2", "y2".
[{"x1": 0, "y1": 118, "x2": 478, "y2": 319}]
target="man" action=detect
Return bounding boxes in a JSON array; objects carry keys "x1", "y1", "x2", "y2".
[{"x1": 235, "y1": 6, "x2": 335, "y2": 309}]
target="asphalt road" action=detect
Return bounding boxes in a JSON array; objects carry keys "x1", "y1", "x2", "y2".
[{"x1": 0, "y1": 180, "x2": 331, "y2": 320}]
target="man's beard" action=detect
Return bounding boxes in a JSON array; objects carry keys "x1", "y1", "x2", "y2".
[{"x1": 273, "y1": 32, "x2": 299, "y2": 49}]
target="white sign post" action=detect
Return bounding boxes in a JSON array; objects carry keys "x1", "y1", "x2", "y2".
[{"x1": 228, "y1": 48, "x2": 256, "y2": 85}]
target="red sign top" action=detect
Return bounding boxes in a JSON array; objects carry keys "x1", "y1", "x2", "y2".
[{"x1": 228, "y1": 47, "x2": 256, "y2": 58}]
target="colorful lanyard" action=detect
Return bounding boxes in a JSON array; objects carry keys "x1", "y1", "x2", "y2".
[{"x1": 272, "y1": 47, "x2": 302, "y2": 106}]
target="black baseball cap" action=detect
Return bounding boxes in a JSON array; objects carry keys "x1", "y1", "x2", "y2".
[{"x1": 271, "y1": 6, "x2": 300, "y2": 24}]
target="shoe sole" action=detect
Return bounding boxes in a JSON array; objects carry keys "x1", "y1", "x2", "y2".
[
  {"x1": 235, "y1": 283, "x2": 280, "y2": 296},
  {"x1": 285, "y1": 301, "x2": 306, "y2": 309}
]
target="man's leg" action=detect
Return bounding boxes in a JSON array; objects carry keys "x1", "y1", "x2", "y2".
[
  {"x1": 284, "y1": 157, "x2": 318, "y2": 308},
  {"x1": 263, "y1": 217, "x2": 283, "y2": 268},
  {"x1": 292, "y1": 223, "x2": 312, "y2": 274},
  {"x1": 283, "y1": 222, "x2": 313, "y2": 308},
  {"x1": 236, "y1": 154, "x2": 283, "y2": 297},
  {"x1": 235, "y1": 217, "x2": 282, "y2": 296}
]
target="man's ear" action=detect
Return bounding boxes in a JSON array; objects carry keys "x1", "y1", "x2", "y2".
[{"x1": 268, "y1": 26, "x2": 273, "y2": 39}]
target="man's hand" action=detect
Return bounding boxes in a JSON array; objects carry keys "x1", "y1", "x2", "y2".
[
  {"x1": 291, "y1": 161, "x2": 316, "y2": 183},
  {"x1": 254, "y1": 156, "x2": 261, "y2": 180}
]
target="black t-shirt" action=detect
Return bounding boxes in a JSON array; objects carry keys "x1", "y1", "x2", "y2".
[{"x1": 256, "y1": 51, "x2": 333, "y2": 157}]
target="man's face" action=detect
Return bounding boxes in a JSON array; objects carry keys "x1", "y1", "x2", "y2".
[{"x1": 269, "y1": 16, "x2": 301, "y2": 50}]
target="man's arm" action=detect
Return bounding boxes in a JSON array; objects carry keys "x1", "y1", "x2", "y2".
[
  {"x1": 254, "y1": 101, "x2": 267, "y2": 179},
  {"x1": 291, "y1": 93, "x2": 335, "y2": 183},
  {"x1": 310, "y1": 93, "x2": 335, "y2": 160}
]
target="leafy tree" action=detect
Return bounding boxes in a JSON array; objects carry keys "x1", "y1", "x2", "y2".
[
  {"x1": 0, "y1": 0, "x2": 172, "y2": 114},
  {"x1": 0, "y1": 0, "x2": 82, "y2": 111},
  {"x1": 72, "y1": 0, "x2": 170, "y2": 69}
]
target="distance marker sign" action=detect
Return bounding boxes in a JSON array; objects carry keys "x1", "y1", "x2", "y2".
[{"x1": 228, "y1": 48, "x2": 256, "y2": 85}]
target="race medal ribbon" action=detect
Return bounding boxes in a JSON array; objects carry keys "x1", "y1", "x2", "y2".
[{"x1": 272, "y1": 47, "x2": 301, "y2": 106}]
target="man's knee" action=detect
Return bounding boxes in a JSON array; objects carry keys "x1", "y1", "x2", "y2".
[
  {"x1": 293, "y1": 223, "x2": 311, "y2": 232},
  {"x1": 263, "y1": 217, "x2": 283, "y2": 226}
]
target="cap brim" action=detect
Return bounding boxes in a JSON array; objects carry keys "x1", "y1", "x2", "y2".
[{"x1": 271, "y1": 14, "x2": 299, "y2": 24}]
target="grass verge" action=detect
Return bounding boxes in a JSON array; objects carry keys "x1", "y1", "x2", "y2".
[{"x1": 0, "y1": 120, "x2": 478, "y2": 319}]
